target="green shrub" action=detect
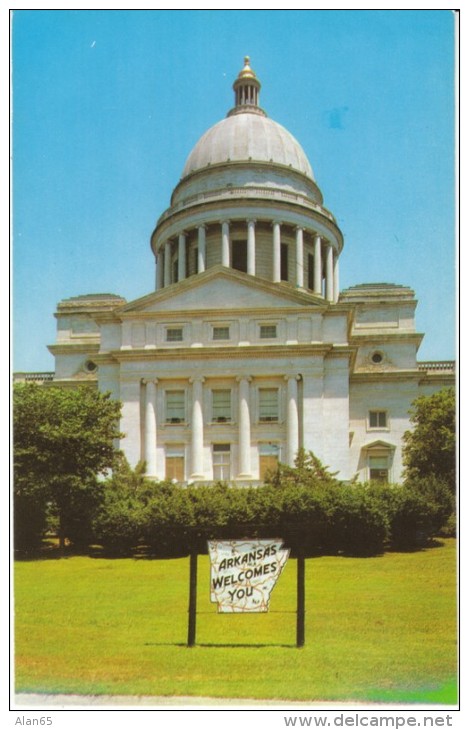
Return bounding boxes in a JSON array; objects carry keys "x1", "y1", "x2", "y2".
[
  {"x1": 330, "y1": 484, "x2": 389, "y2": 556},
  {"x1": 91, "y1": 458, "x2": 147, "y2": 555},
  {"x1": 389, "y1": 477, "x2": 453, "y2": 549},
  {"x1": 88, "y1": 451, "x2": 454, "y2": 557}
]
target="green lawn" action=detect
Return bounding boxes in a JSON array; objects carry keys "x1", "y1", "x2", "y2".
[{"x1": 14, "y1": 539, "x2": 457, "y2": 703}]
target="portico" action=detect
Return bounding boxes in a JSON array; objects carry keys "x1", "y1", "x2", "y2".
[{"x1": 137, "y1": 368, "x2": 302, "y2": 483}]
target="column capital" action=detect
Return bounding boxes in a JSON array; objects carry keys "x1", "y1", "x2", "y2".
[
  {"x1": 247, "y1": 219, "x2": 257, "y2": 225},
  {"x1": 189, "y1": 375, "x2": 205, "y2": 385},
  {"x1": 271, "y1": 219, "x2": 283, "y2": 227},
  {"x1": 284, "y1": 374, "x2": 301, "y2": 382},
  {"x1": 141, "y1": 378, "x2": 158, "y2": 386},
  {"x1": 220, "y1": 219, "x2": 231, "y2": 225},
  {"x1": 236, "y1": 375, "x2": 252, "y2": 383},
  {"x1": 197, "y1": 224, "x2": 207, "y2": 232}
]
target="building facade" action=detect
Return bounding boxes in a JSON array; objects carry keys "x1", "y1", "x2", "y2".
[{"x1": 46, "y1": 58, "x2": 454, "y2": 484}]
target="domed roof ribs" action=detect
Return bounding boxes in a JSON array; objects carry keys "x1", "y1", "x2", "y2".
[{"x1": 228, "y1": 56, "x2": 267, "y2": 118}]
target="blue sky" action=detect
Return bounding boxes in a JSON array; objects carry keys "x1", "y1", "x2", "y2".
[{"x1": 12, "y1": 9, "x2": 456, "y2": 371}]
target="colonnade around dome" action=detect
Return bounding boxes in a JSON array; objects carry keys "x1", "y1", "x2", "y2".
[{"x1": 155, "y1": 219, "x2": 340, "y2": 303}]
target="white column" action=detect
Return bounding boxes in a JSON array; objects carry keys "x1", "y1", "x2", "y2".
[
  {"x1": 285, "y1": 375, "x2": 300, "y2": 467},
  {"x1": 295, "y1": 227, "x2": 304, "y2": 288},
  {"x1": 156, "y1": 250, "x2": 164, "y2": 291},
  {"x1": 326, "y1": 243, "x2": 334, "y2": 302},
  {"x1": 190, "y1": 376, "x2": 205, "y2": 479},
  {"x1": 164, "y1": 241, "x2": 172, "y2": 287},
  {"x1": 144, "y1": 379, "x2": 158, "y2": 478},
  {"x1": 272, "y1": 221, "x2": 281, "y2": 282},
  {"x1": 314, "y1": 234, "x2": 322, "y2": 295},
  {"x1": 178, "y1": 232, "x2": 186, "y2": 282},
  {"x1": 333, "y1": 252, "x2": 340, "y2": 303},
  {"x1": 237, "y1": 376, "x2": 252, "y2": 478},
  {"x1": 198, "y1": 226, "x2": 206, "y2": 273},
  {"x1": 247, "y1": 220, "x2": 256, "y2": 276},
  {"x1": 221, "y1": 221, "x2": 230, "y2": 267}
]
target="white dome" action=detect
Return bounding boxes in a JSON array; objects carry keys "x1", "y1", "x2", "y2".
[{"x1": 181, "y1": 113, "x2": 314, "y2": 181}]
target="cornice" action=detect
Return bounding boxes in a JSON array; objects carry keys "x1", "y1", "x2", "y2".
[
  {"x1": 151, "y1": 197, "x2": 343, "y2": 254},
  {"x1": 43, "y1": 379, "x2": 98, "y2": 390},
  {"x1": 349, "y1": 332, "x2": 425, "y2": 345},
  {"x1": 116, "y1": 305, "x2": 341, "y2": 320},
  {"x1": 104, "y1": 343, "x2": 340, "y2": 363},
  {"x1": 418, "y1": 373, "x2": 456, "y2": 386},
  {"x1": 350, "y1": 370, "x2": 423, "y2": 383},
  {"x1": 47, "y1": 343, "x2": 100, "y2": 355}
]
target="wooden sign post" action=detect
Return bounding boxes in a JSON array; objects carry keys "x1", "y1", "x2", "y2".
[
  {"x1": 187, "y1": 551, "x2": 198, "y2": 647},
  {"x1": 296, "y1": 554, "x2": 305, "y2": 648},
  {"x1": 186, "y1": 540, "x2": 306, "y2": 647}
]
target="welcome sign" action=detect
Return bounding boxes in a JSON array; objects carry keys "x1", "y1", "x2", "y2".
[{"x1": 208, "y1": 539, "x2": 290, "y2": 613}]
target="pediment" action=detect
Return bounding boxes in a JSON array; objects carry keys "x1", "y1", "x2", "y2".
[
  {"x1": 361, "y1": 440, "x2": 396, "y2": 451},
  {"x1": 119, "y1": 266, "x2": 325, "y2": 314}
]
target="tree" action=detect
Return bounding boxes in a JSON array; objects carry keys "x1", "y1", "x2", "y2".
[
  {"x1": 264, "y1": 448, "x2": 340, "y2": 489},
  {"x1": 92, "y1": 457, "x2": 148, "y2": 555},
  {"x1": 402, "y1": 387, "x2": 456, "y2": 489},
  {"x1": 13, "y1": 383, "x2": 122, "y2": 549}
]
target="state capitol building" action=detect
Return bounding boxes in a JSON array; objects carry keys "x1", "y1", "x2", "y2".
[{"x1": 31, "y1": 58, "x2": 453, "y2": 484}]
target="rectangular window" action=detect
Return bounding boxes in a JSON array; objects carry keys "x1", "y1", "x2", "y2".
[
  {"x1": 212, "y1": 390, "x2": 231, "y2": 422},
  {"x1": 166, "y1": 390, "x2": 185, "y2": 423},
  {"x1": 259, "y1": 443, "x2": 280, "y2": 480},
  {"x1": 166, "y1": 447, "x2": 185, "y2": 482},
  {"x1": 213, "y1": 326, "x2": 230, "y2": 341},
  {"x1": 369, "y1": 410, "x2": 387, "y2": 429},
  {"x1": 166, "y1": 327, "x2": 183, "y2": 342},
  {"x1": 232, "y1": 240, "x2": 247, "y2": 273},
  {"x1": 213, "y1": 443, "x2": 231, "y2": 481},
  {"x1": 172, "y1": 259, "x2": 178, "y2": 284},
  {"x1": 281, "y1": 243, "x2": 289, "y2": 282},
  {"x1": 369, "y1": 455, "x2": 389, "y2": 482},
  {"x1": 193, "y1": 247, "x2": 198, "y2": 274},
  {"x1": 260, "y1": 324, "x2": 277, "y2": 339},
  {"x1": 259, "y1": 388, "x2": 279, "y2": 422}
]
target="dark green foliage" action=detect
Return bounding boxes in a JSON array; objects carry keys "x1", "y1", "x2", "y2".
[
  {"x1": 90, "y1": 451, "x2": 454, "y2": 557},
  {"x1": 15, "y1": 399, "x2": 453, "y2": 557},
  {"x1": 403, "y1": 387, "x2": 456, "y2": 489},
  {"x1": 13, "y1": 383, "x2": 122, "y2": 549},
  {"x1": 92, "y1": 457, "x2": 148, "y2": 555},
  {"x1": 14, "y1": 492, "x2": 48, "y2": 551},
  {"x1": 387, "y1": 477, "x2": 454, "y2": 549},
  {"x1": 265, "y1": 448, "x2": 339, "y2": 488},
  {"x1": 90, "y1": 454, "x2": 384, "y2": 557},
  {"x1": 329, "y1": 484, "x2": 389, "y2": 556}
]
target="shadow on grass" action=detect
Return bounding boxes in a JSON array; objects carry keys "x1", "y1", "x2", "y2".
[
  {"x1": 143, "y1": 642, "x2": 296, "y2": 649},
  {"x1": 14, "y1": 537, "x2": 449, "y2": 562}
]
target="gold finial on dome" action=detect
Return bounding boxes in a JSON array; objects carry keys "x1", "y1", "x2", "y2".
[{"x1": 238, "y1": 55, "x2": 256, "y2": 79}]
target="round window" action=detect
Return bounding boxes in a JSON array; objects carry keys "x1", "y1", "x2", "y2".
[
  {"x1": 84, "y1": 360, "x2": 98, "y2": 373},
  {"x1": 371, "y1": 352, "x2": 383, "y2": 364}
]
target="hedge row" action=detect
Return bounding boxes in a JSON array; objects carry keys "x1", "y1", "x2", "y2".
[{"x1": 90, "y1": 472, "x2": 453, "y2": 557}]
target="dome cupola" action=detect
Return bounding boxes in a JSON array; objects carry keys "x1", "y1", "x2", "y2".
[{"x1": 228, "y1": 56, "x2": 265, "y2": 117}]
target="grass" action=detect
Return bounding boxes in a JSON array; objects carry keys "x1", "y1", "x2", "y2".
[{"x1": 14, "y1": 539, "x2": 457, "y2": 703}]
